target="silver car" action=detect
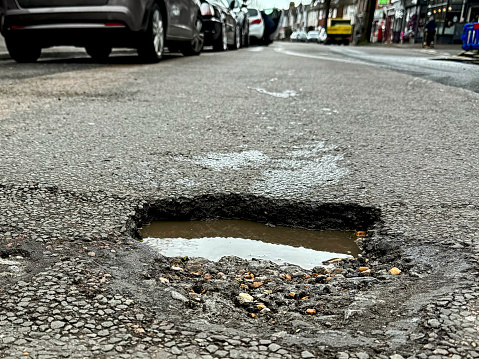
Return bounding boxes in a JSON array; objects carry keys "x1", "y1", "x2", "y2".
[{"x1": 0, "y1": 0, "x2": 204, "y2": 63}]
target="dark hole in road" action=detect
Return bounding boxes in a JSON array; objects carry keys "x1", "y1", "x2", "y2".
[
  {"x1": 140, "y1": 220, "x2": 360, "y2": 269},
  {"x1": 135, "y1": 194, "x2": 381, "y2": 268}
]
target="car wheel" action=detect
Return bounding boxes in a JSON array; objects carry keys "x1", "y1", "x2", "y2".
[
  {"x1": 181, "y1": 16, "x2": 204, "y2": 56},
  {"x1": 85, "y1": 44, "x2": 112, "y2": 62},
  {"x1": 229, "y1": 25, "x2": 240, "y2": 50},
  {"x1": 243, "y1": 27, "x2": 249, "y2": 47},
  {"x1": 6, "y1": 38, "x2": 41, "y2": 63},
  {"x1": 137, "y1": 4, "x2": 164, "y2": 62},
  {"x1": 213, "y1": 21, "x2": 227, "y2": 51}
]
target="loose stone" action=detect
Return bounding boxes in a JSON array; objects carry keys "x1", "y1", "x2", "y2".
[
  {"x1": 50, "y1": 321, "x2": 65, "y2": 329},
  {"x1": 268, "y1": 343, "x2": 281, "y2": 352}
]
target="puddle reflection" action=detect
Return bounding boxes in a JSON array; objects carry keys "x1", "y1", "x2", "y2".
[{"x1": 140, "y1": 220, "x2": 360, "y2": 269}]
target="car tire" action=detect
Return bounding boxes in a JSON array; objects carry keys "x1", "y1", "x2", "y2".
[
  {"x1": 181, "y1": 16, "x2": 204, "y2": 56},
  {"x1": 85, "y1": 44, "x2": 112, "y2": 62},
  {"x1": 137, "y1": 4, "x2": 165, "y2": 63},
  {"x1": 229, "y1": 25, "x2": 240, "y2": 50},
  {"x1": 6, "y1": 38, "x2": 41, "y2": 63},
  {"x1": 242, "y1": 26, "x2": 249, "y2": 47},
  {"x1": 213, "y1": 21, "x2": 227, "y2": 51}
]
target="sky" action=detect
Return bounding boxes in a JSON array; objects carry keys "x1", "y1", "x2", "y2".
[{"x1": 249, "y1": 0, "x2": 312, "y2": 10}]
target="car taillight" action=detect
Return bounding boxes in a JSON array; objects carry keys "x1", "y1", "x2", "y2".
[
  {"x1": 104, "y1": 22, "x2": 125, "y2": 27},
  {"x1": 250, "y1": 18, "x2": 261, "y2": 24},
  {"x1": 200, "y1": 3, "x2": 215, "y2": 16}
]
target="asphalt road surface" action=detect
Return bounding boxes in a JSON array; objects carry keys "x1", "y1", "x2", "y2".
[{"x1": 0, "y1": 41, "x2": 478, "y2": 358}]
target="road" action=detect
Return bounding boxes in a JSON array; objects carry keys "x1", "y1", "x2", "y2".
[{"x1": 0, "y1": 40, "x2": 478, "y2": 358}]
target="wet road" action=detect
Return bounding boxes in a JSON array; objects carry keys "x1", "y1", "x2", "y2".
[{"x1": 275, "y1": 42, "x2": 479, "y2": 93}]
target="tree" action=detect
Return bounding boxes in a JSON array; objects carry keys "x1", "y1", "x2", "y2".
[
  {"x1": 323, "y1": 0, "x2": 332, "y2": 31},
  {"x1": 358, "y1": 0, "x2": 377, "y2": 43}
]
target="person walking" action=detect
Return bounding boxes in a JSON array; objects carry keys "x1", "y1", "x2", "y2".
[{"x1": 424, "y1": 17, "x2": 437, "y2": 48}]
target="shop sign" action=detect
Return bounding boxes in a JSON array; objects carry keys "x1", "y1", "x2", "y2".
[{"x1": 379, "y1": 0, "x2": 389, "y2": 5}]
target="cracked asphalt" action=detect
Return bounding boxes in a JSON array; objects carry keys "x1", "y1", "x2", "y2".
[{"x1": 0, "y1": 38, "x2": 478, "y2": 359}]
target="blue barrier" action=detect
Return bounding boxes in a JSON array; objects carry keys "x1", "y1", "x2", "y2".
[{"x1": 461, "y1": 22, "x2": 479, "y2": 50}]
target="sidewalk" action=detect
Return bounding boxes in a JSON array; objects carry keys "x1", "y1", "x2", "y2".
[
  {"x1": 366, "y1": 40, "x2": 464, "y2": 53},
  {"x1": 376, "y1": 42, "x2": 479, "y2": 63}
]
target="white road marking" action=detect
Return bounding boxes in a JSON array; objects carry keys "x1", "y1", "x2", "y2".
[{"x1": 249, "y1": 87, "x2": 297, "y2": 98}]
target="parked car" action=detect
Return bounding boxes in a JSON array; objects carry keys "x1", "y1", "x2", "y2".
[
  {"x1": 306, "y1": 30, "x2": 319, "y2": 42},
  {"x1": 247, "y1": 8, "x2": 264, "y2": 44},
  {"x1": 290, "y1": 31, "x2": 299, "y2": 42},
  {"x1": 229, "y1": 0, "x2": 249, "y2": 47},
  {"x1": 201, "y1": 0, "x2": 239, "y2": 50},
  {"x1": 0, "y1": 0, "x2": 204, "y2": 63},
  {"x1": 291, "y1": 31, "x2": 307, "y2": 42},
  {"x1": 317, "y1": 27, "x2": 328, "y2": 44}
]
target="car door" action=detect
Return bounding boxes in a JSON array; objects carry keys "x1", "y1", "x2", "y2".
[{"x1": 218, "y1": 0, "x2": 235, "y2": 41}]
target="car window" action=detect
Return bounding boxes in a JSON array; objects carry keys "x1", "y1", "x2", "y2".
[
  {"x1": 331, "y1": 20, "x2": 350, "y2": 26},
  {"x1": 247, "y1": 9, "x2": 258, "y2": 16}
]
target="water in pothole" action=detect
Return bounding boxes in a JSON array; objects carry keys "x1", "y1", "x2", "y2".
[{"x1": 140, "y1": 220, "x2": 360, "y2": 269}]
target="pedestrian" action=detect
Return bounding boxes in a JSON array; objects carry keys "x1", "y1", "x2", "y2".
[{"x1": 424, "y1": 16, "x2": 437, "y2": 48}]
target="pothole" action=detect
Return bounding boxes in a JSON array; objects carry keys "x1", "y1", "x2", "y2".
[
  {"x1": 140, "y1": 220, "x2": 360, "y2": 269},
  {"x1": 135, "y1": 194, "x2": 381, "y2": 270}
]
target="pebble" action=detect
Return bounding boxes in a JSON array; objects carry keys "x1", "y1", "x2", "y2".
[
  {"x1": 2, "y1": 337, "x2": 15, "y2": 344},
  {"x1": 205, "y1": 345, "x2": 218, "y2": 354},
  {"x1": 428, "y1": 319, "x2": 441, "y2": 329},
  {"x1": 268, "y1": 343, "x2": 281, "y2": 352},
  {"x1": 50, "y1": 321, "x2": 65, "y2": 329},
  {"x1": 171, "y1": 347, "x2": 182, "y2": 355}
]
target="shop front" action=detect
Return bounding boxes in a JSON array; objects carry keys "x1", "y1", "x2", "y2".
[
  {"x1": 372, "y1": 9, "x2": 386, "y2": 42},
  {"x1": 402, "y1": 0, "x2": 420, "y2": 43},
  {"x1": 426, "y1": 0, "x2": 467, "y2": 43}
]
